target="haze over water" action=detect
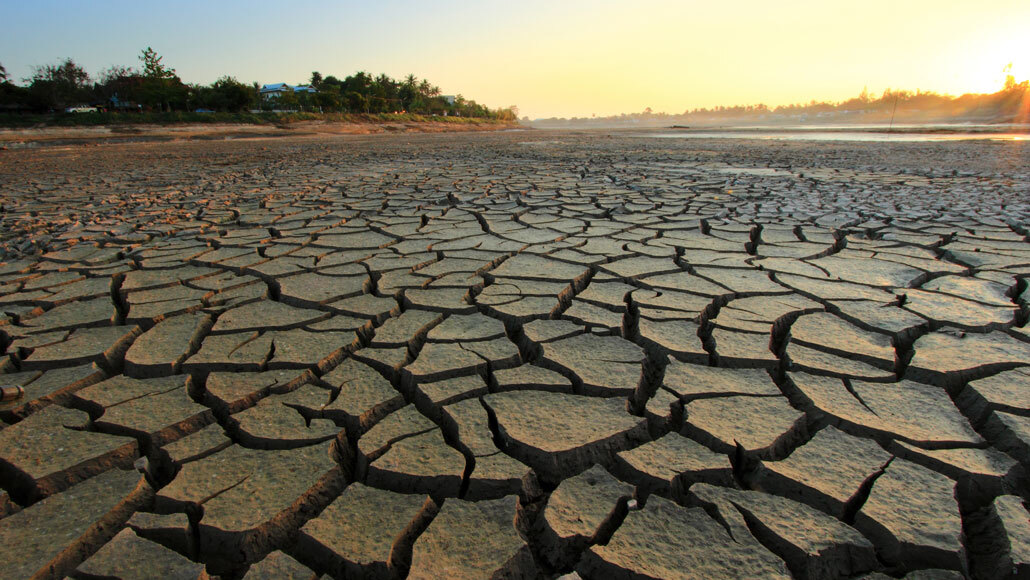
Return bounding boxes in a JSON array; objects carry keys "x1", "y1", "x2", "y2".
[{"x1": 646, "y1": 130, "x2": 1030, "y2": 143}]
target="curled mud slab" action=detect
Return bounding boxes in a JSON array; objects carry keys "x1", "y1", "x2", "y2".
[{"x1": 0, "y1": 131, "x2": 1028, "y2": 578}]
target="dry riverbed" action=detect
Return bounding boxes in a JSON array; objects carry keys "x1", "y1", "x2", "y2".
[{"x1": 0, "y1": 130, "x2": 1028, "y2": 578}]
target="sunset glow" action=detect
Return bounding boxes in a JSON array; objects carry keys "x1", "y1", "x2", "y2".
[{"x1": 1, "y1": 0, "x2": 1027, "y2": 118}]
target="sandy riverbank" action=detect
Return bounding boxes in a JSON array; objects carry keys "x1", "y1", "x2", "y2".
[{"x1": 0, "y1": 119, "x2": 523, "y2": 148}]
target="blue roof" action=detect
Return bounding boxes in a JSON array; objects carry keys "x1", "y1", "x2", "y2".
[{"x1": 260, "y1": 83, "x2": 317, "y2": 93}]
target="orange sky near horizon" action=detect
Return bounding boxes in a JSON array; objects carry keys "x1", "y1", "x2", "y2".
[
  {"x1": 1, "y1": 0, "x2": 1027, "y2": 118},
  {"x1": 475, "y1": 0, "x2": 1030, "y2": 118}
]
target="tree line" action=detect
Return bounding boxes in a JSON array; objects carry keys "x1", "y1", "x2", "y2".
[
  {"x1": 532, "y1": 73, "x2": 1029, "y2": 127},
  {"x1": 0, "y1": 48, "x2": 517, "y2": 120},
  {"x1": 681, "y1": 80, "x2": 1029, "y2": 121}
]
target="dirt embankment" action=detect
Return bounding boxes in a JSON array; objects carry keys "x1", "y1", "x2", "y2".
[{"x1": 0, "y1": 119, "x2": 523, "y2": 149}]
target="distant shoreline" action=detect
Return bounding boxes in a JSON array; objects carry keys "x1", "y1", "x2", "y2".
[{"x1": 663, "y1": 123, "x2": 1030, "y2": 135}]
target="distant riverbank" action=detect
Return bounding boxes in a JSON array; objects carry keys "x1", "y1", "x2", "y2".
[
  {"x1": 0, "y1": 114, "x2": 522, "y2": 148},
  {"x1": 639, "y1": 123, "x2": 1030, "y2": 143}
]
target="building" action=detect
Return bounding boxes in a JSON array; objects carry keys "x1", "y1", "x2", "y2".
[
  {"x1": 259, "y1": 83, "x2": 317, "y2": 100},
  {"x1": 108, "y1": 93, "x2": 141, "y2": 112}
]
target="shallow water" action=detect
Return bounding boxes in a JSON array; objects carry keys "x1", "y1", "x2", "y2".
[
  {"x1": 730, "y1": 123, "x2": 1030, "y2": 131},
  {"x1": 645, "y1": 131, "x2": 1029, "y2": 143}
]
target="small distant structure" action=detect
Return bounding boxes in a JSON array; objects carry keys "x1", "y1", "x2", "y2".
[
  {"x1": 259, "y1": 83, "x2": 317, "y2": 100},
  {"x1": 442, "y1": 95, "x2": 456, "y2": 105},
  {"x1": 108, "y1": 93, "x2": 142, "y2": 112}
]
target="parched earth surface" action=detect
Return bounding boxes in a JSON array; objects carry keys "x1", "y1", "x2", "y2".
[{"x1": 0, "y1": 130, "x2": 1029, "y2": 579}]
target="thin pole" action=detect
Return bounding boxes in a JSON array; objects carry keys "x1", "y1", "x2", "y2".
[{"x1": 887, "y1": 91, "x2": 900, "y2": 137}]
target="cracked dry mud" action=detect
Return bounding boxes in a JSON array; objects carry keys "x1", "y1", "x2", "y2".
[{"x1": 0, "y1": 130, "x2": 1028, "y2": 579}]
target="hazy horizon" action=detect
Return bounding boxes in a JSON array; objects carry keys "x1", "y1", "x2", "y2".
[{"x1": 2, "y1": 0, "x2": 1027, "y2": 119}]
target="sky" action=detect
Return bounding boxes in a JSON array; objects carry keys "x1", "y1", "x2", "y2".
[{"x1": 1, "y1": 0, "x2": 1028, "y2": 118}]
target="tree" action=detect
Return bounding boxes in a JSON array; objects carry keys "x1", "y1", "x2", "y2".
[
  {"x1": 312, "y1": 86, "x2": 341, "y2": 111},
  {"x1": 29, "y1": 58, "x2": 90, "y2": 88},
  {"x1": 372, "y1": 73, "x2": 398, "y2": 111},
  {"x1": 496, "y1": 105, "x2": 518, "y2": 121},
  {"x1": 96, "y1": 65, "x2": 142, "y2": 109},
  {"x1": 399, "y1": 74, "x2": 418, "y2": 111},
  {"x1": 205, "y1": 76, "x2": 256, "y2": 111},
  {"x1": 417, "y1": 79, "x2": 441, "y2": 103},
  {"x1": 0, "y1": 62, "x2": 30, "y2": 111},
  {"x1": 271, "y1": 86, "x2": 299, "y2": 111},
  {"x1": 136, "y1": 47, "x2": 186, "y2": 111},
  {"x1": 26, "y1": 58, "x2": 93, "y2": 110},
  {"x1": 344, "y1": 91, "x2": 367, "y2": 113},
  {"x1": 310, "y1": 71, "x2": 323, "y2": 88},
  {"x1": 99, "y1": 65, "x2": 137, "y2": 85},
  {"x1": 452, "y1": 94, "x2": 468, "y2": 116},
  {"x1": 343, "y1": 71, "x2": 373, "y2": 98},
  {"x1": 140, "y1": 47, "x2": 176, "y2": 80}
]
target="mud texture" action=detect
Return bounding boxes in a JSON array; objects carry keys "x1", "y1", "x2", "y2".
[{"x1": 0, "y1": 130, "x2": 1029, "y2": 579}]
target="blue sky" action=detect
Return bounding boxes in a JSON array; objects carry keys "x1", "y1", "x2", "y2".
[
  {"x1": 1, "y1": 1, "x2": 550, "y2": 78},
  {"x1": 2, "y1": 0, "x2": 1027, "y2": 118}
]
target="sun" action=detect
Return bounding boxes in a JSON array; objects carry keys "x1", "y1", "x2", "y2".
[{"x1": 949, "y1": 32, "x2": 1030, "y2": 94}]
